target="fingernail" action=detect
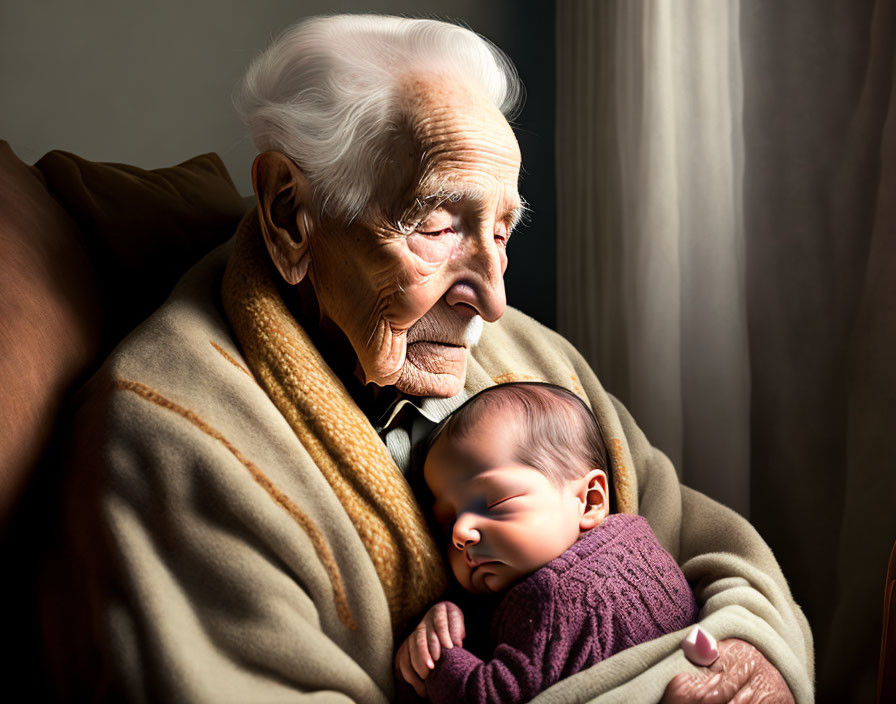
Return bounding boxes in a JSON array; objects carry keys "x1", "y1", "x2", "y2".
[
  {"x1": 682, "y1": 626, "x2": 719, "y2": 667},
  {"x1": 427, "y1": 658, "x2": 435, "y2": 669}
]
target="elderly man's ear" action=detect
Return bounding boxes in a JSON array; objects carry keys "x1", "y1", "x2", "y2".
[{"x1": 252, "y1": 151, "x2": 313, "y2": 285}]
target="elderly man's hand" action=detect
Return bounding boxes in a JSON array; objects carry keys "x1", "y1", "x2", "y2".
[{"x1": 662, "y1": 638, "x2": 794, "y2": 703}]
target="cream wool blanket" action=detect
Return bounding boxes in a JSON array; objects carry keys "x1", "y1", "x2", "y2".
[{"x1": 68, "y1": 216, "x2": 814, "y2": 702}]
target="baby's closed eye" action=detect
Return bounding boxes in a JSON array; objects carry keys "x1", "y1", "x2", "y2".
[{"x1": 487, "y1": 494, "x2": 525, "y2": 510}]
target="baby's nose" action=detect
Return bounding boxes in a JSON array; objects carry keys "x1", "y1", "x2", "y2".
[{"x1": 452, "y1": 514, "x2": 481, "y2": 549}]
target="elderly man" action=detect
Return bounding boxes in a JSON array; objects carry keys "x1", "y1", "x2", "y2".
[{"x1": 59, "y1": 14, "x2": 812, "y2": 703}]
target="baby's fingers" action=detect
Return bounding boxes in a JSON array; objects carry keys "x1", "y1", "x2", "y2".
[
  {"x1": 427, "y1": 625, "x2": 442, "y2": 663},
  {"x1": 396, "y1": 642, "x2": 426, "y2": 698},
  {"x1": 446, "y1": 602, "x2": 466, "y2": 646},
  {"x1": 431, "y1": 603, "x2": 454, "y2": 649},
  {"x1": 410, "y1": 626, "x2": 436, "y2": 680}
]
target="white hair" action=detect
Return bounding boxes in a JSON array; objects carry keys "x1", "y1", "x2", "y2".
[{"x1": 235, "y1": 14, "x2": 523, "y2": 225}]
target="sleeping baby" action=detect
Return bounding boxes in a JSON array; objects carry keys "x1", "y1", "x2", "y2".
[{"x1": 395, "y1": 382, "x2": 699, "y2": 703}]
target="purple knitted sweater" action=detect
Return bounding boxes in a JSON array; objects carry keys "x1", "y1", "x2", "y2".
[{"x1": 425, "y1": 514, "x2": 698, "y2": 704}]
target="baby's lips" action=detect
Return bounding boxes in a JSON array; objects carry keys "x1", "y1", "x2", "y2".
[{"x1": 681, "y1": 625, "x2": 719, "y2": 667}]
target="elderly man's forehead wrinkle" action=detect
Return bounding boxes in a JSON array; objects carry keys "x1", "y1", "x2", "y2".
[
  {"x1": 399, "y1": 73, "x2": 522, "y2": 179},
  {"x1": 415, "y1": 125, "x2": 521, "y2": 168}
]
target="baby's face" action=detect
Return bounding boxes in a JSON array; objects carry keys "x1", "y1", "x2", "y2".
[{"x1": 424, "y1": 412, "x2": 589, "y2": 594}]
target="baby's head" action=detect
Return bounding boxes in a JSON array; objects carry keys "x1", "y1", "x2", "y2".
[{"x1": 423, "y1": 382, "x2": 611, "y2": 595}]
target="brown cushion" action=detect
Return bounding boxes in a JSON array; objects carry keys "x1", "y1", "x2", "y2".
[
  {"x1": 0, "y1": 141, "x2": 102, "y2": 521},
  {"x1": 35, "y1": 150, "x2": 248, "y2": 348}
]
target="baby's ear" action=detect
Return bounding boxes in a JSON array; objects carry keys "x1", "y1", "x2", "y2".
[{"x1": 579, "y1": 469, "x2": 609, "y2": 531}]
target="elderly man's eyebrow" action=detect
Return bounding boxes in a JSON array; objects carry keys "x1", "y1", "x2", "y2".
[
  {"x1": 415, "y1": 187, "x2": 530, "y2": 230},
  {"x1": 506, "y1": 199, "x2": 529, "y2": 230}
]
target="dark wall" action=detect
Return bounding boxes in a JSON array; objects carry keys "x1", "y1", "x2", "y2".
[{"x1": 493, "y1": 2, "x2": 557, "y2": 329}]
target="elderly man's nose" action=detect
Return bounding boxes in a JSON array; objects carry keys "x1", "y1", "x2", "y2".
[
  {"x1": 452, "y1": 516, "x2": 480, "y2": 550},
  {"x1": 445, "y1": 241, "x2": 507, "y2": 322}
]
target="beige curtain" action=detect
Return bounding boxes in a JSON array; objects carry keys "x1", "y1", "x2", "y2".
[
  {"x1": 556, "y1": 0, "x2": 750, "y2": 515},
  {"x1": 557, "y1": 0, "x2": 896, "y2": 700}
]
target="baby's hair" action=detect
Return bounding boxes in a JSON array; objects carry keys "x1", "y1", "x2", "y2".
[{"x1": 430, "y1": 382, "x2": 610, "y2": 493}]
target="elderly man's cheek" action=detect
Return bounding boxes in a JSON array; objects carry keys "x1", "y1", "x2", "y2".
[
  {"x1": 372, "y1": 272, "x2": 435, "y2": 329},
  {"x1": 406, "y1": 231, "x2": 458, "y2": 265},
  {"x1": 376, "y1": 241, "x2": 451, "y2": 325}
]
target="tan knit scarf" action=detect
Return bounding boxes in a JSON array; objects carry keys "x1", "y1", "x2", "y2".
[{"x1": 221, "y1": 214, "x2": 448, "y2": 633}]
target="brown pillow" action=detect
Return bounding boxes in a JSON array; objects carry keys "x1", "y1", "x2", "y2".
[
  {"x1": 0, "y1": 141, "x2": 102, "y2": 521},
  {"x1": 35, "y1": 149, "x2": 248, "y2": 348}
]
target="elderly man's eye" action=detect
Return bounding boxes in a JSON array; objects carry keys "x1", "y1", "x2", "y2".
[
  {"x1": 418, "y1": 227, "x2": 456, "y2": 236},
  {"x1": 495, "y1": 223, "x2": 511, "y2": 246}
]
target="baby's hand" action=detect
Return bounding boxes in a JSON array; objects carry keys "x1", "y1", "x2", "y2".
[{"x1": 395, "y1": 601, "x2": 466, "y2": 698}]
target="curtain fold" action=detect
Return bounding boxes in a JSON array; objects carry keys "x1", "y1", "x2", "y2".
[
  {"x1": 823, "y1": 0, "x2": 896, "y2": 696},
  {"x1": 556, "y1": 0, "x2": 896, "y2": 699},
  {"x1": 556, "y1": 0, "x2": 750, "y2": 516}
]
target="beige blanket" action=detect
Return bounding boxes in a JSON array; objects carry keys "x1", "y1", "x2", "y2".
[{"x1": 64, "y1": 215, "x2": 814, "y2": 702}]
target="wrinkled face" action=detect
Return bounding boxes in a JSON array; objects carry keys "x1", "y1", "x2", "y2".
[
  {"x1": 424, "y1": 412, "x2": 587, "y2": 594},
  {"x1": 308, "y1": 74, "x2": 523, "y2": 397}
]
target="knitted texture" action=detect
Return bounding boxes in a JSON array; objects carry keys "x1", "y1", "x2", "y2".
[
  {"x1": 426, "y1": 514, "x2": 698, "y2": 704},
  {"x1": 221, "y1": 215, "x2": 449, "y2": 632}
]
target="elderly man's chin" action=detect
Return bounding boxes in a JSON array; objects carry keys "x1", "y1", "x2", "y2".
[
  {"x1": 391, "y1": 314, "x2": 484, "y2": 398},
  {"x1": 395, "y1": 345, "x2": 467, "y2": 397}
]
